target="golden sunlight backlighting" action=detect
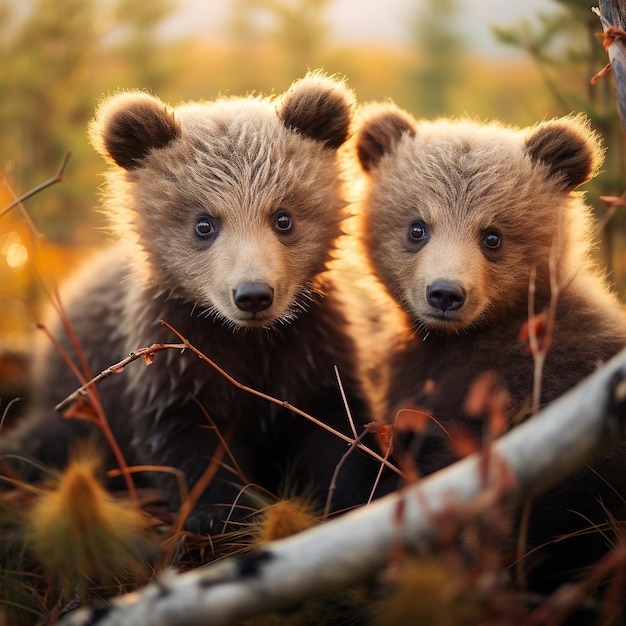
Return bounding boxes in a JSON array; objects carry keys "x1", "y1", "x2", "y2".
[{"x1": 2, "y1": 232, "x2": 29, "y2": 269}]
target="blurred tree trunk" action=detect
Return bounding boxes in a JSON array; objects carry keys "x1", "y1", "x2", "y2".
[{"x1": 596, "y1": 0, "x2": 626, "y2": 129}]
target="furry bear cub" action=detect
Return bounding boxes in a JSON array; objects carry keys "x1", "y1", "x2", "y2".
[
  {"x1": 355, "y1": 103, "x2": 626, "y2": 591},
  {"x1": 1, "y1": 73, "x2": 382, "y2": 533}
]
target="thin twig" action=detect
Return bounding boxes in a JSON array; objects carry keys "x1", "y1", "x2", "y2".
[
  {"x1": 55, "y1": 320, "x2": 403, "y2": 482},
  {"x1": 159, "y1": 319, "x2": 403, "y2": 476},
  {"x1": 323, "y1": 427, "x2": 371, "y2": 522},
  {"x1": 520, "y1": 227, "x2": 562, "y2": 586},
  {"x1": 189, "y1": 394, "x2": 249, "y2": 486},
  {"x1": 172, "y1": 442, "x2": 228, "y2": 536},
  {"x1": 0, "y1": 152, "x2": 71, "y2": 219},
  {"x1": 528, "y1": 537, "x2": 626, "y2": 625},
  {"x1": 0, "y1": 397, "x2": 21, "y2": 433},
  {"x1": 170, "y1": 407, "x2": 251, "y2": 539},
  {"x1": 1, "y1": 165, "x2": 101, "y2": 394},
  {"x1": 106, "y1": 464, "x2": 189, "y2": 507},
  {"x1": 334, "y1": 364, "x2": 357, "y2": 439},
  {"x1": 53, "y1": 321, "x2": 403, "y2": 488},
  {"x1": 368, "y1": 422, "x2": 395, "y2": 505},
  {"x1": 527, "y1": 234, "x2": 561, "y2": 417},
  {"x1": 596, "y1": 192, "x2": 626, "y2": 234},
  {"x1": 54, "y1": 343, "x2": 186, "y2": 412},
  {"x1": 0, "y1": 455, "x2": 59, "y2": 483},
  {"x1": 39, "y1": 322, "x2": 139, "y2": 504},
  {"x1": 527, "y1": 267, "x2": 544, "y2": 418},
  {"x1": 0, "y1": 153, "x2": 142, "y2": 507}
]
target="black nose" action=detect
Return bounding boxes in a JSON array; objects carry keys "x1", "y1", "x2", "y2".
[
  {"x1": 427, "y1": 280, "x2": 466, "y2": 313},
  {"x1": 233, "y1": 281, "x2": 274, "y2": 313}
]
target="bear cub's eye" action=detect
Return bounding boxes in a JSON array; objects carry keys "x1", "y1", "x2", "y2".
[
  {"x1": 195, "y1": 216, "x2": 218, "y2": 239},
  {"x1": 274, "y1": 211, "x2": 293, "y2": 233},
  {"x1": 483, "y1": 231, "x2": 502, "y2": 250},
  {"x1": 408, "y1": 221, "x2": 428, "y2": 243}
]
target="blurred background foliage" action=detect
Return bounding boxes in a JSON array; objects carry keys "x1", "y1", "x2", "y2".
[{"x1": 0, "y1": 0, "x2": 625, "y2": 351}]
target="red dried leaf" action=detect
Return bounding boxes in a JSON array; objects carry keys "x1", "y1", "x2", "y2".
[
  {"x1": 591, "y1": 62, "x2": 612, "y2": 84},
  {"x1": 144, "y1": 351, "x2": 156, "y2": 366},
  {"x1": 519, "y1": 311, "x2": 549, "y2": 354},
  {"x1": 449, "y1": 426, "x2": 479, "y2": 458},
  {"x1": 464, "y1": 371, "x2": 498, "y2": 418},
  {"x1": 423, "y1": 378, "x2": 436, "y2": 396},
  {"x1": 370, "y1": 423, "x2": 393, "y2": 455},
  {"x1": 465, "y1": 372, "x2": 510, "y2": 440},
  {"x1": 489, "y1": 405, "x2": 508, "y2": 439},
  {"x1": 393, "y1": 495, "x2": 406, "y2": 527},
  {"x1": 491, "y1": 453, "x2": 516, "y2": 494},
  {"x1": 63, "y1": 397, "x2": 99, "y2": 424},
  {"x1": 599, "y1": 26, "x2": 626, "y2": 52}
]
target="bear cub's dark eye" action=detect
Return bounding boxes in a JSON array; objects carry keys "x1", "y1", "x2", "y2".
[
  {"x1": 195, "y1": 216, "x2": 218, "y2": 239},
  {"x1": 408, "y1": 221, "x2": 428, "y2": 243},
  {"x1": 274, "y1": 211, "x2": 293, "y2": 233},
  {"x1": 483, "y1": 231, "x2": 502, "y2": 250}
]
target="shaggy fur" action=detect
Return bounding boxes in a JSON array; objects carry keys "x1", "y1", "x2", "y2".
[
  {"x1": 1, "y1": 73, "x2": 383, "y2": 533},
  {"x1": 355, "y1": 103, "x2": 626, "y2": 592}
]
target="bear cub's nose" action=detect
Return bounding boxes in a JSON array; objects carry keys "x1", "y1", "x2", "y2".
[
  {"x1": 233, "y1": 281, "x2": 275, "y2": 313},
  {"x1": 427, "y1": 280, "x2": 466, "y2": 313}
]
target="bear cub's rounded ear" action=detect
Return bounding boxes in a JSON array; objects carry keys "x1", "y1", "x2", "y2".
[
  {"x1": 524, "y1": 115, "x2": 603, "y2": 191},
  {"x1": 355, "y1": 104, "x2": 416, "y2": 173},
  {"x1": 278, "y1": 72, "x2": 355, "y2": 150},
  {"x1": 89, "y1": 92, "x2": 181, "y2": 170}
]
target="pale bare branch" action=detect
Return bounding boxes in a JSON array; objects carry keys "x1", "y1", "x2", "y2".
[{"x1": 57, "y1": 346, "x2": 626, "y2": 626}]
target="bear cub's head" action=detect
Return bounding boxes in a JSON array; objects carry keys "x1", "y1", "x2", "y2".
[
  {"x1": 355, "y1": 104, "x2": 603, "y2": 333},
  {"x1": 89, "y1": 73, "x2": 354, "y2": 329}
]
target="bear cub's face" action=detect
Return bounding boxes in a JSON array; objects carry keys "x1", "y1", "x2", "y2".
[
  {"x1": 355, "y1": 106, "x2": 601, "y2": 333},
  {"x1": 90, "y1": 74, "x2": 353, "y2": 329}
]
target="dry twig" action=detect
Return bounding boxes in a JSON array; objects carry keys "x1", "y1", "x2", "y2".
[
  {"x1": 54, "y1": 320, "x2": 403, "y2": 477},
  {"x1": 0, "y1": 152, "x2": 71, "y2": 220}
]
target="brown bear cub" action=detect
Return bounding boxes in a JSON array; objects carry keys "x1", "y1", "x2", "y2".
[
  {"x1": 1, "y1": 74, "x2": 382, "y2": 533},
  {"x1": 355, "y1": 105, "x2": 626, "y2": 591}
]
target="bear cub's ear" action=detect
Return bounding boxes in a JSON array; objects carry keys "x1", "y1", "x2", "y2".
[
  {"x1": 355, "y1": 104, "x2": 417, "y2": 172},
  {"x1": 524, "y1": 115, "x2": 603, "y2": 191},
  {"x1": 278, "y1": 73, "x2": 355, "y2": 150},
  {"x1": 89, "y1": 92, "x2": 181, "y2": 170}
]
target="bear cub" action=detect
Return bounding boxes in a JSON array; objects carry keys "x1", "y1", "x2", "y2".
[
  {"x1": 355, "y1": 104, "x2": 626, "y2": 591},
  {"x1": 1, "y1": 73, "x2": 382, "y2": 533}
]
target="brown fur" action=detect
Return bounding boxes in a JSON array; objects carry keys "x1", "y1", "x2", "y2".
[
  {"x1": 91, "y1": 92, "x2": 182, "y2": 170},
  {"x1": 2, "y1": 73, "x2": 384, "y2": 533},
  {"x1": 355, "y1": 106, "x2": 416, "y2": 172},
  {"x1": 278, "y1": 76, "x2": 353, "y2": 149},
  {"x1": 355, "y1": 103, "x2": 626, "y2": 591}
]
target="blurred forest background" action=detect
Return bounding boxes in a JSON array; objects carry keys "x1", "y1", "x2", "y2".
[{"x1": 1, "y1": 0, "x2": 625, "y2": 352}]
